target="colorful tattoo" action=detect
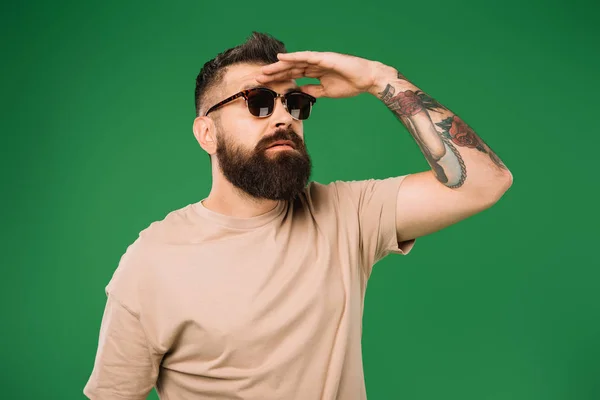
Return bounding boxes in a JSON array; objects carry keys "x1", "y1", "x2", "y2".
[
  {"x1": 436, "y1": 116, "x2": 507, "y2": 170},
  {"x1": 378, "y1": 83, "x2": 467, "y2": 188},
  {"x1": 378, "y1": 82, "x2": 507, "y2": 188}
]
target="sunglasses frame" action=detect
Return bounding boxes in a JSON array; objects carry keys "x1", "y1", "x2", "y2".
[{"x1": 204, "y1": 87, "x2": 317, "y2": 120}]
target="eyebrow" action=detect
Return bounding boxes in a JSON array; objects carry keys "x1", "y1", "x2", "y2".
[{"x1": 239, "y1": 83, "x2": 301, "y2": 93}]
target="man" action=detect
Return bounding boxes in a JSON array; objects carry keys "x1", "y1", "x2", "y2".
[{"x1": 83, "y1": 32, "x2": 512, "y2": 399}]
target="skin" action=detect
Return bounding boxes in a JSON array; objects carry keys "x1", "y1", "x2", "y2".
[
  {"x1": 254, "y1": 51, "x2": 512, "y2": 242},
  {"x1": 193, "y1": 64, "x2": 312, "y2": 218}
]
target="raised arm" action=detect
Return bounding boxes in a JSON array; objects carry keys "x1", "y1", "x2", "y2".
[
  {"x1": 369, "y1": 70, "x2": 512, "y2": 242},
  {"x1": 257, "y1": 51, "x2": 513, "y2": 243}
]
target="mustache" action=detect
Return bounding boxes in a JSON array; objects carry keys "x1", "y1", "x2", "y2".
[{"x1": 258, "y1": 128, "x2": 303, "y2": 151}]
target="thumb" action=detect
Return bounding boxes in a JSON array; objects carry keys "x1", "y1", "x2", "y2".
[{"x1": 300, "y1": 84, "x2": 325, "y2": 98}]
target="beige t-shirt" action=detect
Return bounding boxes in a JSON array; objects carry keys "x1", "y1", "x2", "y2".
[{"x1": 84, "y1": 176, "x2": 415, "y2": 400}]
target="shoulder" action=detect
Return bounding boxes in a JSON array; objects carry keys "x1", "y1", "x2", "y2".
[
  {"x1": 299, "y1": 179, "x2": 372, "y2": 217},
  {"x1": 300, "y1": 180, "x2": 345, "y2": 211},
  {"x1": 104, "y1": 202, "x2": 195, "y2": 309},
  {"x1": 137, "y1": 202, "x2": 200, "y2": 244},
  {"x1": 303, "y1": 176, "x2": 409, "y2": 211},
  {"x1": 303, "y1": 179, "x2": 359, "y2": 200}
]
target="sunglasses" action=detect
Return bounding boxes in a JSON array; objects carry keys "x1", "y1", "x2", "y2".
[{"x1": 204, "y1": 87, "x2": 317, "y2": 120}]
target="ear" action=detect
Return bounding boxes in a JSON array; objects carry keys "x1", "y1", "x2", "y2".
[{"x1": 193, "y1": 116, "x2": 217, "y2": 156}]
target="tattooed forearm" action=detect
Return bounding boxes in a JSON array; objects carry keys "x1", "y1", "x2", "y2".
[
  {"x1": 435, "y1": 115, "x2": 508, "y2": 170},
  {"x1": 379, "y1": 83, "x2": 466, "y2": 187},
  {"x1": 378, "y1": 81, "x2": 507, "y2": 188}
]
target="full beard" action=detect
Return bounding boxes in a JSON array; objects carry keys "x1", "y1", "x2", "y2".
[{"x1": 215, "y1": 128, "x2": 312, "y2": 201}]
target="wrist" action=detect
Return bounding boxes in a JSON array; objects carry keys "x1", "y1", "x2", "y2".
[{"x1": 367, "y1": 62, "x2": 402, "y2": 96}]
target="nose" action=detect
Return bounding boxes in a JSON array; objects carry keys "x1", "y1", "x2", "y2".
[{"x1": 269, "y1": 94, "x2": 294, "y2": 128}]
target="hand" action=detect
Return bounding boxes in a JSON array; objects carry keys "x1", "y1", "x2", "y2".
[{"x1": 256, "y1": 51, "x2": 397, "y2": 99}]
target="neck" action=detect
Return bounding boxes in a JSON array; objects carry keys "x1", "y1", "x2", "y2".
[{"x1": 202, "y1": 176, "x2": 280, "y2": 218}]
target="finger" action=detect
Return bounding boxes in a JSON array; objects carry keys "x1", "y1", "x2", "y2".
[
  {"x1": 255, "y1": 68, "x2": 307, "y2": 83},
  {"x1": 299, "y1": 84, "x2": 326, "y2": 98},
  {"x1": 304, "y1": 66, "x2": 323, "y2": 79},
  {"x1": 261, "y1": 61, "x2": 308, "y2": 75},
  {"x1": 277, "y1": 51, "x2": 324, "y2": 65}
]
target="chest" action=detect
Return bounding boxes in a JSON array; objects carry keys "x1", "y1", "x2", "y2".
[{"x1": 156, "y1": 234, "x2": 355, "y2": 372}]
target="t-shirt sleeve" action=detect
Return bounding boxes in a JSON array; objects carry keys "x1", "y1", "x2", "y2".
[
  {"x1": 84, "y1": 240, "x2": 162, "y2": 399},
  {"x1": 83, "y1": 294, "x2": 161, "y2": 399},
  {"x1": 332, "y1": 175, "x2": 416, "y2": 272}
]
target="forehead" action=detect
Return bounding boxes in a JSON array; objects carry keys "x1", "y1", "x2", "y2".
[{"x1": 222, "y1": 63, "x2": 298, "y2": 94}]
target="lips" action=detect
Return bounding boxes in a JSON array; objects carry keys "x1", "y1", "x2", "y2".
[{"x1": 267, "y1": 140, "x2": 295, "y2": 149}]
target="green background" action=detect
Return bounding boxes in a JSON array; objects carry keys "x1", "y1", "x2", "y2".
[{"x1": 2, "y1": 0, "x2": 599, "y2": 399}]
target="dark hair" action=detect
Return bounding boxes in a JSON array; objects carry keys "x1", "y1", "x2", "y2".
[{"x1": 195, "y1": 32, "x2": 287, "y2": 118}]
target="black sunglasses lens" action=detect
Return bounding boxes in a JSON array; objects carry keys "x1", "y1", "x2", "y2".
[
  {"x1": 247, "y1": 89, "x2": 274, "y2": 117},
  {"x1": 286, "y1": 93, "x2": 313, "y2": 120}
]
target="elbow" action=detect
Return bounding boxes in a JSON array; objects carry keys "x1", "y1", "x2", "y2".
[
  {"x1": 479, "y1": 169, "x2": 513, "y2": 208},
  {"x1": 499, "y1": 168, "x2": 514, "y2": 194}
]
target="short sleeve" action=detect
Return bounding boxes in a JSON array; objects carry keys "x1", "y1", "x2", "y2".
[
  {"x1": 83, "y1": 295, "x2": 161, "y2": 399},
  {"x1": 333, "y1": 176, "x2": 416, "y2": 274}
]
